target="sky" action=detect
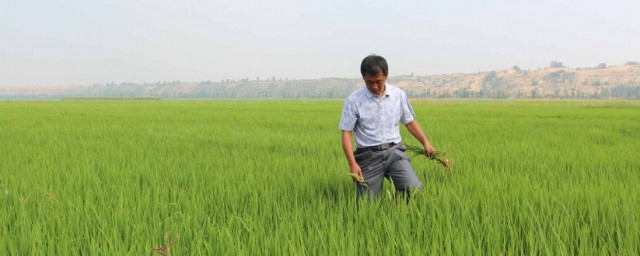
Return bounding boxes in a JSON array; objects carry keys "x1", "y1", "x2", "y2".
[{"x1": 1, "y1": 0, "x2": 638, "y2": 86}]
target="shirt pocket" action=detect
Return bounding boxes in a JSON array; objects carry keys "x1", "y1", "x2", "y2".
[{"x1": 357, "y1": 109, "x2": 379, "y2": 131}]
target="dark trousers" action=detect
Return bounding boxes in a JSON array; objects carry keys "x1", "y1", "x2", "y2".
[{"x1": 354, "y1": 143, "x2": 423, "y2": 199}]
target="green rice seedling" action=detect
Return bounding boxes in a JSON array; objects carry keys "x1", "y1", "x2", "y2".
[
  {"x1": 404, "y1": 144, "x2": 452, "y2": 170},
  {"x1": 429, "y1": 151, "x2": 451, "y2": 170}
]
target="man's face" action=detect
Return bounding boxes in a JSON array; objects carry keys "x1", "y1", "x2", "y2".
[{"x1": 363, "y1": 71, "x2": 387, "y2": 96}]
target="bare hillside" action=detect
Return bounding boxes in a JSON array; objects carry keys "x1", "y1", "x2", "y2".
[{"x1": 392, "y1": 65, "x2": 640, "y2": 99}]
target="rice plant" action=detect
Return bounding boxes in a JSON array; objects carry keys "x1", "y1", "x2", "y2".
[
  {"x1": 404, "y1": 144, "x2": 452, "y2": 170},
  {"x1": 0, "y1": 100, "x2": 638, "y2": 255}
]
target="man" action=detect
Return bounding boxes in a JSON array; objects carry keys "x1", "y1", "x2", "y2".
[{"x1": 339, "y1": 54, "x2": 436, "y2": 199}]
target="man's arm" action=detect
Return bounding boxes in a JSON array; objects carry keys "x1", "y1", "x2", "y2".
[
  {"x1": 405, "y1": 120, "x2": 436, "y2": 158},
  {"x1": 341, "y1": 130, "x2": 363, "y2": 181}
]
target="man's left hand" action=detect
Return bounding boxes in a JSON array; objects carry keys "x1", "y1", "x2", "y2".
[{"x1": 424, "y1": 144, "x2": 436, "y2": 158}]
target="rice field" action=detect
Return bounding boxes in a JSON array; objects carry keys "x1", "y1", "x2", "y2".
[{"x1": 1, "y1": 100, "x2": 639, "y2": 255}]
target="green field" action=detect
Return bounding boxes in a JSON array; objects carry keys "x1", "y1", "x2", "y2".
[{"x1": 1, "y1": 100, "x2": 639, "y2": 255}]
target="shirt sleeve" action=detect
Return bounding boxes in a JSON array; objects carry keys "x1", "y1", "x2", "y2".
[
  {"x1": 399, "y1": 91, "x2": 415, "y2": 125},
  {"x1": 339, "y1": 98, "x2": 358, "y2": 131}
]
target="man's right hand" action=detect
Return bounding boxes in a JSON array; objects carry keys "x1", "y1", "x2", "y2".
[{"x1": 349, "y1": 163, "x2": 364, "y2": 183}]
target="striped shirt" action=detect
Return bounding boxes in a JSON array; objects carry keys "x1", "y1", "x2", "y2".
[{"x1": 339, "y1": 84, "x2": 415, "y2": 148}]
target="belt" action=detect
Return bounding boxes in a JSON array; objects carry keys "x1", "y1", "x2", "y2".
[{"x1": 357, "y1": 142, "x2": 396, "y2": 153}]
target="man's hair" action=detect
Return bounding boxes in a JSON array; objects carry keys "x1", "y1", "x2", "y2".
[{"x1": 360, "y1": 54, "x2": 388, "y2": 77}]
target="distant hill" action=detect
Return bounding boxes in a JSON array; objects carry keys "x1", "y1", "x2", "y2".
[
  {"x1": 393, "y1": 64, "x2": 640, "y2": 99},
  {"x1": 2, "y1": 64, "x2": 639, "y2": 100}
]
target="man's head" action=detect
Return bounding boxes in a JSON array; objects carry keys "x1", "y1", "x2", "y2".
[{"x1": 360, "y1": 54, "x2": 388, "y2": 96}]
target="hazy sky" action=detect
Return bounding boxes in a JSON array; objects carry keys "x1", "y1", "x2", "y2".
[{"x1": 1, "y1": 0, "x2": 638, "y2": 86}]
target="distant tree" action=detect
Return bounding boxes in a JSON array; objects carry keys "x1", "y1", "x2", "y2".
[
  {"x1": 595, "y1": 63, "x2": 607, "y2": 69},
  {"x1": 624, "y1": 61, "x2": 639, "y2": 65},
  {"x1": 550, "y1": 61, "x2": 564, "y2": 68},
  {"x1": 592, "y1": 80, "x2": 602, "y2": 86},
  {"x1": 531, "y1": 88, "x2": 540, "y2": 98},
  {"x1": 483, "y1": 71, "x2": 497, "y2": 82},
  {"x1": 511, "y1": 65, "x2": 521, "y2": 72},
  {"x1": 543, "y1": 70, "x2": 576, "y2": 84}
]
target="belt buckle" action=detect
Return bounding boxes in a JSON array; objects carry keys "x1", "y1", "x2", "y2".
[{"x1": 380, "y1": 143, "x2": 390, "y2": 150}]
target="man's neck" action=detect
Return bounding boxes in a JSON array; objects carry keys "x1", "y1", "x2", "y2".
[{"x1": 377, "y1": 85, "x2": 387, "y2": 97}]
